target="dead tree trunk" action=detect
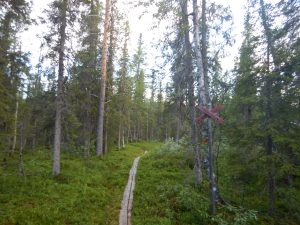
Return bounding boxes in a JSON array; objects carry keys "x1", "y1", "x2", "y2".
[
  {"x1": 96, "y1": 0, "x2": 110, "y2": 156},
  {"x1": 53, "y1": 0, "x2": 67, "y2": 176}
]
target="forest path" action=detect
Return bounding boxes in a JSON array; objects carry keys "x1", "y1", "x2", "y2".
[{"x1": 119, "y1": 151, "x2": 146, "y2": 225}]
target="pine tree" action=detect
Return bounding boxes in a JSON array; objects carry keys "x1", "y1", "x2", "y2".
[
  {"x1": 96, "y1": 0, "x2": 110, "y2": 156},
  {"x1": 132, "y1": 34, "x2": 146, "y2": 140},
  {"x1": 116, "y1": 21, "x2": 131, "y2": 149}
]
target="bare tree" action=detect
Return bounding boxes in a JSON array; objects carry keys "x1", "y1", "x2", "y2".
[
  {"x1": 96, "y1": 0, "x2": 110, "y2": 156},
  {"x1": 52, "y1": 0, "x2": 68, "y2": 176}
]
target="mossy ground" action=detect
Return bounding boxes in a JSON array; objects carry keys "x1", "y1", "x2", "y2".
[
  {"x1": 1, "y1": 141, "x2": 297, "y2": 225},
  {"x1": 133, "y1": 142, "x2": 260, "y2": 225},
  {"x1": 0, "y1": 142, "x2": 159, "y2": 225}
]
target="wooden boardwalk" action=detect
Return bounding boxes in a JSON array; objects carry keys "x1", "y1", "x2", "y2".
[{"x1": 119, "y1": 156, "x2": 141, "y2": 225}]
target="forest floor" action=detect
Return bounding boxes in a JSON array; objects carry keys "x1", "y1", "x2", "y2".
[
  {"x1": 1, "y1": 141, "x2": 297, "y2": 225},
  {"x1": 0, "y1": 142, "x2": 158, "y2": 225},
  {"x1": 132, "y1": 141, "x2": 276, "y2": 225}
]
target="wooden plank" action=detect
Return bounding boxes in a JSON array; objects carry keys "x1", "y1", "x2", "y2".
[
  {"x1": 196, "y1": 105, "x2": 224, "y2": 124},
  {"x1": 119, "y1": 156, "x2": 141, "y2": 225}
]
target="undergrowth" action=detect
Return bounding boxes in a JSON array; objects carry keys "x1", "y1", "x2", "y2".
[
  {"x1": 133, "y1": 139, "x2": 259, "y2": 225},
  {"x1": 0, "y1": 142, "x2": 159, "y2": 225}
]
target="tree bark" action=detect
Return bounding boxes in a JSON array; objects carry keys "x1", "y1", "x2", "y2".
[
  {"x1": 208, "y1": 103, "x2": 216, "y2": 215},
  {"x1": 122, "y1": 127, "x2": 125, "y2": 148},
  {"x1": 181, "y1": 0, "x2": 202, "y2": 186},
  {"x1": 19, "y1": 122, "x2": 25, "y2": 176},
  {"x1": 199, "y1": 0, "x2": 217, "y2": 214},
  {"x1": 96, "y1": 0, "x2": 110, "y2": 156},
  {"x1": 53, "y1": 0, "x2": 67, "y2": 176},
  {"x1": 11, "y1": 91, "x2": 19, "y2": 153},
  {"x1": 118, "y1": 123, "x2": 121, "y2": 150},
  {"x1": 193, "y1": 0, "x2": 206, "y2": 106}
]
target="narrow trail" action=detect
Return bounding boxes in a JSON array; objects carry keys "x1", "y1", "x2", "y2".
[{"x1": 119, "y1": 155, "x2": 141, "y2": 225}]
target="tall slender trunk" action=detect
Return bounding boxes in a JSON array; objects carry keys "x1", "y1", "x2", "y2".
[
  {"x1": 11, "y1": 91, "x2": 19, "y2": 153},
  {"x1": 208, "y1": 102, "x2": 216, "y2": 214},
  {"x1": 146, "y1": 107, "x2": 149, "y2": 141},
  {"x1": 118, "y1": 123, "x2": 121, "y2": 150},
  {"x1": 32, "y1": 119, "x2": 37, "y2": 150},
  {"x1": 104, "y1": 0, "x2": 116, "y2": 155},
  {"x1": 19, "y1": 122, "x2": 25, "y2": 176},
  {"x1": 181, "y1": 0, "x2": 201, "y2": 186},
  {"x1": 104, "y1": 124, "x2": 108, "y2": 153},
  {"x1": 175, "y1": 91, "x2": 182, "y2": 143},
  {"x1": 192, "y1": 0, "x2": 206, "y2": 186},
  {"x1": 176, "y1": 116, "x2": 180, "y2": 143},
  {"x1": 96, "y1": 0, "x2": 110, "y2": 156},
  {"x1": 83, "y1": 88, "x2": 91, "y2": 158},
  {"x1": 193, "y1": 0, "x2": 206, "y2": 106},
  {"x1": 133, "y1": 125, "x2": 136, "y2": 141},
  {"x1": 202, "y1": 0, "x2": 216, "y2": 214},
  {"x1": 53, "y1": 0, "x2": 67, "y2": 176},
  {"x1": 140, "y1": 127, "x2": 143, "y2": 140},
  {"x1": 122, "y1": 127, "x2": 125, "y2": 148},
  {"x1": 125, "y1": 127, "x2": 128, "y2": 145}
]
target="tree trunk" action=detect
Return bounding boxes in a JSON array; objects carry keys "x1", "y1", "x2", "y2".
[
  {"x1": 192, "y1": 0, "x2": 208, "y2": 188},
  {"x1": 104, "y1": 0, "x2": 116, "y2": 155},
  {"x1": 83, "y1": 89, "x2": 91, "y2": 158},
  {"x1": 208, "y1": 103, "x2": 216, "y2": 214},
  {"x1": 201, "y1": 0, "x2": 217, "y2": 214},
  {"x1": 193, "y1": 0, "x2": 206, "y2": 106},
  {"x1": 118, "y1": 123, "x2": 121, "y2": 150},
  {"x1": 11, "y1": 91, "x2": 19, "y2": 154},
  {"x1": 181, "y1": 0, "x2": 202, "y2": 186},
  {"x1": 175, "y1": 91, "x2": 182, "y2": 143},
  {"x1": 32, "y1": 119, "x2": 37, "y2": 150},
  {"x1": 19, "y1": 122, "x2": 26, "y2": 176},
  {"x1": 133, "y1": 125, "x2": 136, "y2": 141},
  {"x1": 96, "y1": 0, "x2": 110, "y2": 156},
  {"x1": 122, "y1": 127, "x2": 125, "y2": 148},
  {"x1": 146, "y1": 108, "x2": 149, "y2": 141},
  {"x1": 104, "y1": 124, "x2": 108, "y2": 154},
  {"x1": 53, "y1": 0, "x2": 67, "y2": 176}
]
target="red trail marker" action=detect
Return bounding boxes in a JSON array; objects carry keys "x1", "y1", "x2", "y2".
[{"x1": 196, "y1": 104, "x2": 224, "y2": 125}]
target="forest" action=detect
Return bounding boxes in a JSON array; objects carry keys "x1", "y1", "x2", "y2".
[{"x1": 0, "y1": 0, "x2": 299, "y2": 224}]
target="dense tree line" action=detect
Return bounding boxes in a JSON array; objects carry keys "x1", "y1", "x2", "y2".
[
  {"x1": 139, "y1": 0, "x2": 300, "y2": 220},
  {"x1": 0, "y1": 0, "x2": 165, "y2": 173},
  {"x1": 223, "y1": 0, "x2": 300, "y2": 219}
]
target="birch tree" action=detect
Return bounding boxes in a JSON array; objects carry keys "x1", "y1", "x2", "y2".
[{"x1": 181, "y1": 0, "x2": 202, "y2": 186}]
